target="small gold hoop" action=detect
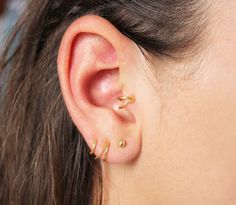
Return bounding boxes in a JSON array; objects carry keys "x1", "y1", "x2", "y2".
[
  {"x1": 102, "y1": 141, "x2": 110, "y2": 162},
  {"x1": 90, "y1": 139, "x2": 97, "y2": 155},
  {"x1": 117, "y1": 96, "x2": 136, "y2": 109},
  {"x1": 95, "y1": 141, "x2": 110, "y2": 162}
]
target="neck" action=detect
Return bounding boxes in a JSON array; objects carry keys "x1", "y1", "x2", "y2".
[{"x1": 102, "y1": 161, "x2": 155, "y2": 205}]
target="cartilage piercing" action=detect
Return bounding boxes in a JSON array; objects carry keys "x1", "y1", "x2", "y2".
[{"x1": 117, "y1": 95, "x2": 136, "y2": 109}]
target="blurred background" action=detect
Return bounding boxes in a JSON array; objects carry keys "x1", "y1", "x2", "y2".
[
  {"x1": 0, "y1": 0, "x2": 26, "y2": 96},
  {"x1": 0, "y1": 0, "x2": 26, "y2": 51}
]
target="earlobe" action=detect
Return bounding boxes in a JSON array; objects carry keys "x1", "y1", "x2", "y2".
[{"x1": 57, "y1": 15, "x2": 142, "y2": 164}]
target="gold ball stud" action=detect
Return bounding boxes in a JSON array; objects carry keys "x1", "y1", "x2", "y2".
[{"x1": 119, "y1": 140, "x2": 127, "y2": 148}]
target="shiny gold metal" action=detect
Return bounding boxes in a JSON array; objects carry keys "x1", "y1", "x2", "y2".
[
  {"x1": 94, "y1": 150, "x2": 103, "y2": 160},
  {"x1": 90, "y1": 139, "x2": 97, "y2": 155},
  {"x1": 95, "y1": 140, "x2": 110, "y2": 162},
  {"x1": 118, "y1": 140, "x2": 127, "y2": 148},
  {"x1": 102, "y1": 141, "x2": 110, "y2": 162},
  {"x1": 117, "y1": 96, "x2": 136, "y2": 109}
]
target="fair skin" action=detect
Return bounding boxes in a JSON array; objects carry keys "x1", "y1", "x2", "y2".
[{"x1": 57, "y1": 1, "x2": 236, "y2": 204}]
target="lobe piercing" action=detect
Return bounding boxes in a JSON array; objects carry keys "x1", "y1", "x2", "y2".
[
  {"x1": 118, "y1": 140, "x2": 127, "y2": 148},
  {"x1": 95, "y1": 140, "x2": 110, "y2": 162},
  {"x1": 117, "y1": 96, "x2": 136, "y2": 109},
  {"x1": 90, "y1": 139, "x2": 97, "y2": 155},
  {"x1": 102, "y1": 141, "x2": 110, "y2": 162}
]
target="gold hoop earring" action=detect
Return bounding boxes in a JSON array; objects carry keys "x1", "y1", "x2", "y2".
[
  {"x1": 117, "y1": 96, "x2": 136, "y2": 109},
  {"x1": 95, "y1": 140, "x2": 110, "y2": 162},
  {"x1": 90, "y1": 139, "x2": 97, "y2": 155},
  {"x1": 102, "y1": 141, "x2": 110, "y2": 162}
]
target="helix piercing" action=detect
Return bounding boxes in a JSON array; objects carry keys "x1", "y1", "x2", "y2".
[
  {"x1": 90, "y1": 139, "x2": 97, "y2": 155},
  {"x1": 118, "y1": 140, "x2": 127, "y2": 148},
  {"x1": 95, "y1": 140, "x2": 110, "y2": 162},
  {"x1": 117, "y1": 96, "x2": 136, "y2": 109}
]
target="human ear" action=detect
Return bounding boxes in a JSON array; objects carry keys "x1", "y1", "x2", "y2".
[{"x1": 57, "y1": 15, "x2": 142, "y2": 164}]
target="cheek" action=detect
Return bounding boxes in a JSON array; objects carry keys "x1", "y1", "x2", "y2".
[
  {"x1": 158, "y1": 94, "x2": 236, "y2": 204},
  {"x1": 155, "y1": 67, "x2": 236, "y2": 204},
  {"x1": 141, "y1": 62, "x2": 236, "y2": 204}
]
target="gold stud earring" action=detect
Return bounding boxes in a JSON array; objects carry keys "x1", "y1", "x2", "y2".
[
  {"x1": 95, "y1": 140, "x2": 110, "y2": 162},
  {"x1": 117, "y1": 96, "x2": 136, "y2": 109},
  {"x1": 90, "y1": 139, "x2": 97, "y2": 155},
  {"x1": 118, "y1": 140, "x2": 127, "y2": 148}
]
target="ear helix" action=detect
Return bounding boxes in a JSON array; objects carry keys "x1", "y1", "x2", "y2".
[{"x1": 89, "y1": 95, "x2": 135, "y2": 163}]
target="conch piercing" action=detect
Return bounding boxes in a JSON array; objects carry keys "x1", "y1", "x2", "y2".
[
  {"x1": 95, "y1": 140, "x2": 110, "y2": 162},
  {"x1": 117, "y1": 95, "x2": 136, "y2": 109},
  {"x1": 90, "y1": 139, "x2": 97, "y2": 155}
]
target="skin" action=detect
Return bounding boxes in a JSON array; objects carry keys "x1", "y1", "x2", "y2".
[{"x1": 58, "y1": 1, "x2": 236, "y2": 204}]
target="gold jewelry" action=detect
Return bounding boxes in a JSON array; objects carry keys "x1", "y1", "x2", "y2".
[
  {"x1": 95, "y1": 140, "x2": 110, "y2": 162},
  {"x1": 90, "y1": 139, "x2": 97, "y2": 155},
  {"x1": 102, "y1": 141, "x2": 110, "y2": 162},
  {"x1": 117, "y1": 96, "x2": 136, "y2": 109},
  {"x1": 118, "y1": 140, "x2": 127, "y2": 148}
]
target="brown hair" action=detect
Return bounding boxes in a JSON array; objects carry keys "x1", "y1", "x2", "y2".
[{"x1": 0, "y1": 0, "x2": 208, "y2": 204}]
